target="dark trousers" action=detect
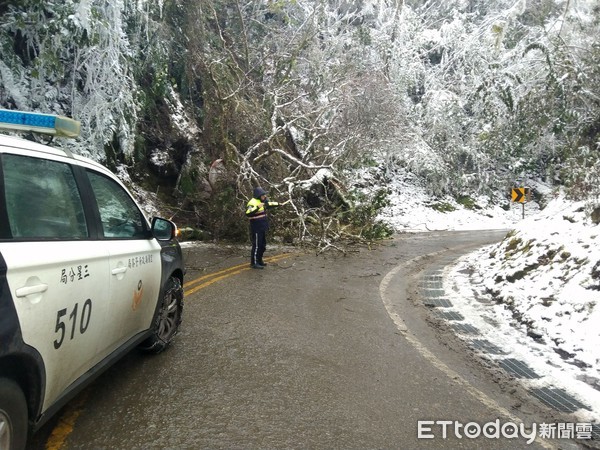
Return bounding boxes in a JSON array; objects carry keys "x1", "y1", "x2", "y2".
[{"x1": 250, "y1": 229, "x2": 267, "y2": 265}]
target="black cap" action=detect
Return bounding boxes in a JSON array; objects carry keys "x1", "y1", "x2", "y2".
[{"x1": 253, "y1": 187, "x2": 267, "y2": 198}]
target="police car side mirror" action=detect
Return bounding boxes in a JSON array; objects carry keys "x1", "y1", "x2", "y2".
[{"x1": 151, "y1": 217, "x2": 177, "y2": 241}]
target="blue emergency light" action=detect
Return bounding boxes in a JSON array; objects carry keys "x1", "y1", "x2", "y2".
[{"x1": 0, "y1": 109, "x2": 80, "y2": 138}]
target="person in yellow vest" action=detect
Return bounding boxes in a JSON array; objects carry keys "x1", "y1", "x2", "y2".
[{"x1": 245, "y1": 187, "x2": 285, "y2": 269}]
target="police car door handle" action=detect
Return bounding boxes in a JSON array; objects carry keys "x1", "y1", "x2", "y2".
[
  {"x1": 111, "y1": 267, "x2": 128, "y2": 275},
  {"x1": 16, "y1": 283, "x2": 49, "y2": 298}
]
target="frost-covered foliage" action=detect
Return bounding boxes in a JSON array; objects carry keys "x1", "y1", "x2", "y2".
[
  {"x1": 1, "y1": 0, "x2": 599, "y2": 242},
  {"x1": 0, "y1": 0, "x2": 167, "y2": 160},
  {"x1": 381, "y1": 0, "x2": 600, "y2": 200},
  {"x1": 2, "y1": 1, "x2": 123, "y2": 155}
]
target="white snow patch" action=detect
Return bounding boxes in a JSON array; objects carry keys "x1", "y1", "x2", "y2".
[{"x1": 373, "y1": 172, "x2": 600, "y2": 422}]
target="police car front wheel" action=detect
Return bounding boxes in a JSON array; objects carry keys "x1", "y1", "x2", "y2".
[
  {"x1": 0, "y1": 378, "x2": 28, "y2": 450},
  {"x1": 139, "y1": 276, "x2": 183, "y2": 354}
]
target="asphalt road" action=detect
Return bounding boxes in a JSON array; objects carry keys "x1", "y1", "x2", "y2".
[{"x1": 28, "y1": 231, "x2": 583, "y2": 449}]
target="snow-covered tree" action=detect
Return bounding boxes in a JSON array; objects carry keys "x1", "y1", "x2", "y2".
[{"x1": 1, "y1": 0, "x2": 599, "y2": 244}]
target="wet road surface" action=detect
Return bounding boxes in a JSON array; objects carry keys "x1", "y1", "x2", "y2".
[{"x1": 28, "y1": 231, "x2": 583, "y2": 449}]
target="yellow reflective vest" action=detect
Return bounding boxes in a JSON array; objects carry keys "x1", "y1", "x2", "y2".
[
  {"x1": 246, "y1": 198, "x2": 280, "y2": 217},
  {"x1": 246, "y1": 197, "x2": 280, "y2": 231}
]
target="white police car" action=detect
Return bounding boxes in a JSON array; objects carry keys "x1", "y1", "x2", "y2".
[{"x1": 0, "y1": 110, "x2": 185, "y2": 450}]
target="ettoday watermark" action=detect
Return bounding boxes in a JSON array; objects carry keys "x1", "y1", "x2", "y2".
[{"x1": 417, "y1": 420, "x2": 593, "y2": 444}]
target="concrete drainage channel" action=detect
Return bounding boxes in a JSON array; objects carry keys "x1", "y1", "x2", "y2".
[{"x1": 418, "y1": 256, "x2": 600, "y2": 444}]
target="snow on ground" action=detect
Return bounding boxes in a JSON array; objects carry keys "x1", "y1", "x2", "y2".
[
  {"x1": 378, "y1": 179, "x2": 600, "y2": 424},
  {"x1": 376, "y1": 172, "x2": 541, "y2": 232}
]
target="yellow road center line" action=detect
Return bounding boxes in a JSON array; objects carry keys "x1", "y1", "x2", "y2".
[
  {"x1": 183, "y1": 253, "x2": 292, "y2": 290},
  {"x1": 183, "y1": 262, "x2": 248, "y2": 288},
  {"x1": 45, "y1": 392, "x2": 88, "y2": 450},
  {"x1": 185, "y1": 267, "x2": 250, "y2": 296},
  {"x1": 184, "y1": 253, "x2": 291, "y2": 296}
]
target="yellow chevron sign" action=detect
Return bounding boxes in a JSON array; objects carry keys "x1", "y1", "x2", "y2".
[{"x1": 511, "y1": 187, "x2": 529, "y2": 203}]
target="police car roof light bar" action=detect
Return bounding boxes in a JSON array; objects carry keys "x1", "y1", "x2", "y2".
[{"x1": 0, "y1": 109, "x2": 80, "y2": 138}]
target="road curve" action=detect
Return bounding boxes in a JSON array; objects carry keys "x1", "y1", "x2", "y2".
[{"x1": 29, "y1": 232, "x2": 573, "y2": 449}]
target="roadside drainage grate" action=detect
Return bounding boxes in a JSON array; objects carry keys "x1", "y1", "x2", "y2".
[
  {"x1": 497, "y1": 358, "x2": 541, "y2": 379},
  {"x1": 423, "y1": 298, "x2": 453, "y2": 307},
  {"x1": 435, "y1": 310, "x2": 465, "y2": 321},
  {"x1": 419, "y1": 281, "x2": 444, "y2": 290},
  {"x1": 470, "y1": 339, "x2": 506, "y2": 355},
  {"x1": 452, "y1": 323, "x2": 479, "y2": 335},
  {"x1": 529, "y1": 387, "x2": 592, "y2": 413},
  {"x1": 422, "y1": 288, "x2": 446, "y2": 298},
  {"x1": 423, "y1": 274, "x2": 443, "y2": 282}
]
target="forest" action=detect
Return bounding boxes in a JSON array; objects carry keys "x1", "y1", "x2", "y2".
[{"x1": 0, "y1": 0, "x2": 599, "y2": 248}]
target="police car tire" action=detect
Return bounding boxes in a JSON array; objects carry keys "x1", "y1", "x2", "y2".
[
  {"x1": 139, "y1": 276, "x2": 183, "y2": 354},
  {"x1": 0, "y1": 378, "x2": 28, "y2": 450}
]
